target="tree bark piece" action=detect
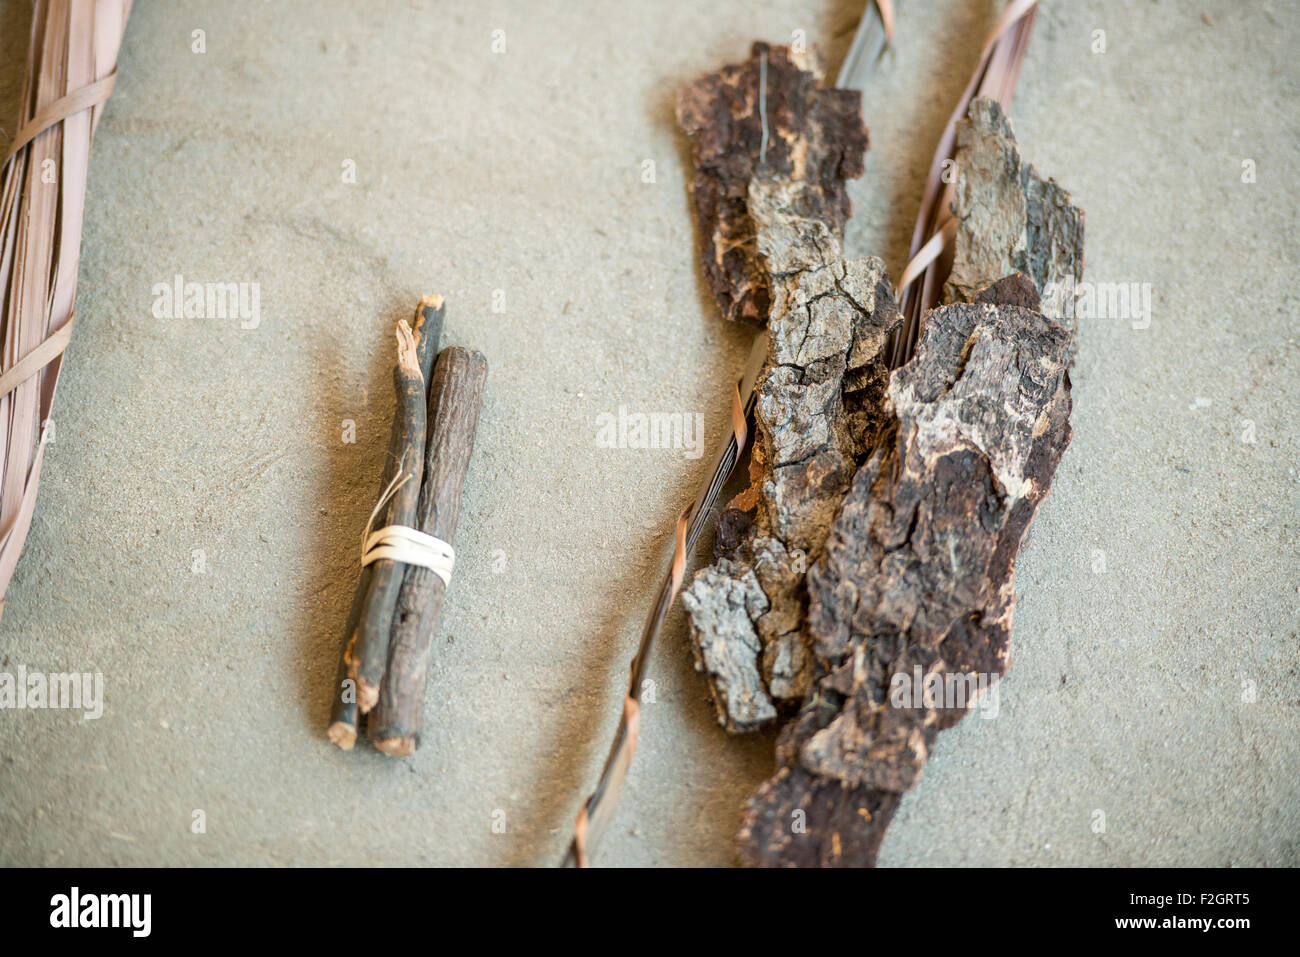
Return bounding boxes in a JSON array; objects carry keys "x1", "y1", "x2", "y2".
[
  {"x1": 682, "y1": 561, "x2": 775, "y2": 731},
  {"x1": 943, "y1": 97, "x2": 1085, "y2": 327},
  {"x1": 682, "y1": 259, "x2": 900, "y2": 731},
  {"x1": 738, "y1": 284, "x2": 1074, "y2": 866},
  {"x1": 675, "y1": 45, "x2": 898, "y2": 733},
  {"x1": 675, "y1": 46, "x2": 1085, "y2": 867},
  {"x1": 327, "y1": 298, "x2": 442, "y2": 748},
  {"x1": 676, "y1": 42, "x2": 869, "y2": 324},
  {"x1": 369, "y1": 346, "x2": 487, "y2": 757}
]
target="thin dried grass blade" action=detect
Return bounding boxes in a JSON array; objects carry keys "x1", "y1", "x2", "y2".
[{"x1": 891, "y1": 0, "x2": 1037, "y2": 367}]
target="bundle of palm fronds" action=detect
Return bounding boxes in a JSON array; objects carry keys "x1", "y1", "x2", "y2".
[{"x1": 0, "y1": 0, "x2": 131, "y2": 613}]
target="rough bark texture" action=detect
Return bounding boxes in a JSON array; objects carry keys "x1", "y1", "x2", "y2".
[
  {"x1": 737, "y1": 285, "x2": 1074, "y2": 867},
  {"x1": 678, "y1": 56, "x2": 1083, "y2": 865},
  {"x1": 369, "y1": 347, "x2": 487, "y2": 756},
  {"x1": 675, "y1": 42, "x2": 869, "y2": 324},
  {"x1": 943, "y1": 98, "x2": 1085, "y2": 328},
  {"x1": 676, "y1": 44, "x2": 899, "y2": 735},
  {"x1": 681, "y1": 259, "x2": 900, "y2": 733}
]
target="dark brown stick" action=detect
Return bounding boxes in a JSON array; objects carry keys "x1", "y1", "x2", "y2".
[
  {"x1": 325, "y1": 571, "x2": 368, "y2": 749},
  {"x1": 351, "y1": 297, "x2": 444, "y2": 713},
  {"x1": 369, "y1": 346, "x2": 487, "y2": 756},
  {"x1": 327, "y1": 297, "x2": 443, "y2": 748},
  {"x1": 326, "y1": 320, "x2": 421, "y2": 748}
]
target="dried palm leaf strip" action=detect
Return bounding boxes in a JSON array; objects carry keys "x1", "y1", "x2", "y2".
[
  {"x1": 563, "y1": 337, "x2": 766, "y2": 867},
  {"x1": 0, "y1": 0, "x2": 132, "y2": 616},
  {"x1": 890, "y1": 0, "x2": 1038, "y2": 367}
]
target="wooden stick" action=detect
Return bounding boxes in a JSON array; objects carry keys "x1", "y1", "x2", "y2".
[
  {"x1": 351, "y1": 298, "x2": 443, "y2": 712},
  {"x1": 327, "y1": 297, "x2": 443, "y2": 748},
  {"x1": 325, "y1": 570, "x2": 367, "y2": 748},
  {"x1": 369, "y1": 346, "x2": 487, "y2": 756}
]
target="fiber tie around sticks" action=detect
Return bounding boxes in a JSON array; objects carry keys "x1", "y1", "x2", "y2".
[{"x1": 360, "y1": 472, "x2": 456, "y2": 588}]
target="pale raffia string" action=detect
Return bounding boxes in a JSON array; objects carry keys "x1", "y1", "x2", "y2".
[{"x1": 360, "y1": 471, "x2": 456, "y2": 587}]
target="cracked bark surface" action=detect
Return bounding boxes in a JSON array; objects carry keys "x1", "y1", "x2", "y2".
[
  {"x1": 676, "y1": 42, "x2": 869, "y2": 324},
  {"x1": 676, "y1": 44, "x2": 900, "y2": 735},
  {"x1": 681, "y1": 258, "x2": 900, "y2": 733},
  {"x1": 730, "y1": 100, "x2": 1085, "y2": 866},
  {"x1": 677, "y1": 55, "x2": 1081, "y2": 864},
  {"x1": 943, "y1": 97, "x2": 1085, "y2": 326},
  {"x1": 737, "y1": 285, "x2": 1074, "y2": 866}
]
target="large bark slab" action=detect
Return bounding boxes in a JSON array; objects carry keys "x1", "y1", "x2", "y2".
[
  {"x1": 735, "y1": 98, "x2": 1084, "y2": 866},
  {"x1": 677, "y1": 56, "x2": 1083, "y2": 866},
  {"x1": 676, "y1": 45, "x2": 898, "y2": 734},
  {"x1": 738, "y1": 286, "x2": 1074, "y2": 866}
]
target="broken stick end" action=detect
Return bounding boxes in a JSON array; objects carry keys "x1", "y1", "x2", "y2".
[
  {"x1": 412, "y1": 296, "x2": 446, "y2": 371},
  {"x1": 327, "y1": 722, "x2": 357, "y2": 750},
  {"x1": 372, "y1": 736, "x2": 416, "y2": 758},
  {"x1": 356, "y1": 679, "x2": 380, "y2": 715},
  {"x1": 394, "y1": 320, "x2": 421, "y2": 378}
]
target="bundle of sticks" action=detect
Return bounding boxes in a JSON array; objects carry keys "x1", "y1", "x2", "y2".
[{"x1": 327, "y1": 297, "x2": 487, "y2": 757}]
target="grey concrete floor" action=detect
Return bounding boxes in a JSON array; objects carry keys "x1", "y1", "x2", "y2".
[{"x1": 0, "y1": 0, "x2": 1295, "y2": 867}]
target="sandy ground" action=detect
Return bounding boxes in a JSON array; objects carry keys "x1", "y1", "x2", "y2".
[{"x1": 0, "y1": 0, "x2": 1295, "y2": 867}]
